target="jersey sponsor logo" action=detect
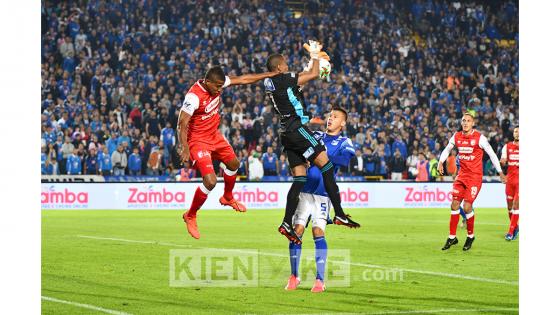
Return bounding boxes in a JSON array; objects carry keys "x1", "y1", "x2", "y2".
[
  {"x1": 509, "y1": 154, "x2": 519, "y2": 160},
  {"x1": 470, "y1": 186, "x2": 478, "y2": 198},
  {"x1": 201, "y1": 108, "x2": 219, "y2": 120},
  {"x1": 196, "y1": 150, "x2": 211, "y2": 159},
  {"x1": 264, "y1": 78, "x2": 275, "y2": 91},
  {"x1": 458, "y1": 146, "x2": 474, "y2": 154},
  {"x1": 290, "y1": 72, "x2": 296, "y2": 78},
  {"x1": 458, "y1": 154, "x2": 476, "y2": 161},
  {"x1": 204, "y1": 97, "x2": 221, "y2": 113}
]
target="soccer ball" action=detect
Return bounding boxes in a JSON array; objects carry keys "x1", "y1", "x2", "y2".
[
  {"x1": 304, "y1": 58, "x2": 332, "y2": 81},
  {"x1": 319, "y1": 58, "x2": 331, "y2": 80}
]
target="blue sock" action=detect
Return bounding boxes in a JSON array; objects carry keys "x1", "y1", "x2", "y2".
[
  {"x1": 459, "y1": 206, "x2": 467, "y2": 220},
  {"x1": 289, "y1": 241, "x2": 301, "y2": 277},
  {"x1": 314, "y1": 236, "x2": 328, "y2": 281}
]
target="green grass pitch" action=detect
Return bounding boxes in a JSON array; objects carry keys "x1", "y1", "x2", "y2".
[{"x1": 42, "y1": 208, "x2": 518, "y2": 314}]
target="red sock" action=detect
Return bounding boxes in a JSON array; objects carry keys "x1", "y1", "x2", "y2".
[
  {"x1": 187, "y1": 186, "x2": 210, "y2": 217},
  {"x1": 222, "y1": 168, "x2": 237, "y2": 201},
  {"x1": 508, "y1": 209, "x2": 512, "y2": 220},
  {"x1": 449, "y1": 209, "x2": 460, "y2": 238},
  {"x1": 466, "y1": 211, "x2": 475, "y2": 237},
  {"x1": 508, "y1": 209, "x2": 519, "y2": 235}
]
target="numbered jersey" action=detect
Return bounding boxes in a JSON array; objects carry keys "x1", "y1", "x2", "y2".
[
  {"x1": 451, "y1": 130, "x2": 485, "y2": 178},
  {"x1": 180, "y1": 77, "x2": 231, "y2": 144},
  {"x1": 501, "y1": 142, "x2": 519, "y2": 180}
]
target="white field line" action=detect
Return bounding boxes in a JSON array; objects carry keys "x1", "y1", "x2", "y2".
[
  {"x1": 76, "y1": 235, "x2": 518, "y2": 286},
  {"x1": 42, "y1": 296, "x2": 132, "y2": 315},
  {"x1": 281, "y1": 308, "x2": 518, "y2": 315}
]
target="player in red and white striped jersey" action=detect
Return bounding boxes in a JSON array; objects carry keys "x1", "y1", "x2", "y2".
[
  {"x1": 500, "y1": 126, "x2": 519, "y2": 241},
  {"x1": 177, "y1": 66, "x2": 275, "y2": 239},
  {"x1": 437, "y1": 111, "x2": 507, "y2": 251}
]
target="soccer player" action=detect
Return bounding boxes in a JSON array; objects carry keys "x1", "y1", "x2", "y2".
[
  {"x1": 501, "y1": 126, "x2": 519, "y2": 241},
  {"x1": 264, "y1": 41, "x2": 360, "y2": 244},
  {"x1": 285, "y1": 107, "x2": 355, "y2": 292},
  {"x1": 437, "y1": 111, "x2": 506, "y2": 251},
  {"x1": 178, "y1": 66, "x2": 275, "y2": 239}
]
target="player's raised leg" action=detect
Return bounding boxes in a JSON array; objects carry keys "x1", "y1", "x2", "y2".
[
  {"x1": 279, "y1": 163, "x2": 307, "y2": 244},
  {"x1": 183, "y1": 171, "x2": 217, "y2": 239},
  {"x1": 219, "y1": 157, "x2": 246, "y2": 212},
  {"x1": 311, "y1": 151, "x2": 360, "y2": 228}
]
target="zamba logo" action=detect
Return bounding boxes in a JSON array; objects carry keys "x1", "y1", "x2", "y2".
[
  {"x1": 405, "y1": 186, "x2": 452, "y2": 202},
  {"x1": 41, "y1": 187, "x2": 88, "y2": 204},
  {"x1": 128, "y1": 187, "x2": 185, "y2": 203},
  {"x1": 233, "y1": 187, "x2": 278, "y2": 203},
  {"x1": 339, "y1": 188, "x2": 369, "y2": 202}
]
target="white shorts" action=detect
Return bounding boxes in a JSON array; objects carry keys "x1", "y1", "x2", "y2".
[{"x1": 293, "y1": 192, "x2": 331, "y2": 231}]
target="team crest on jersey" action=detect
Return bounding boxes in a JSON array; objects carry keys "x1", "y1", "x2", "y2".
[
  {"x1": 264, "y1": 78, "x2": 275, "y2": 91},
  {"x1": 470, "y1": 139, "x2": 476, "y2": 146}
]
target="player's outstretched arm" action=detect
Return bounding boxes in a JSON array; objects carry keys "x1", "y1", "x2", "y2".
[
  {"x1": 297, "y1": 58, "x2": 320, "y2": 86},
  {"x1": 228, "y1": 72, "x2": 277, "y2": 86}
]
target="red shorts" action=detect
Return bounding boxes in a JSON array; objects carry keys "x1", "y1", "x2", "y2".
[
  {"x1": 505, "y1": 179, "x2": 519, "y2": 202},
  {"x1": 452, "y1": 175, "x2": 483, "y2": 204},
  {"x1": 188, "y1": 131, "x2": 236, "y2": 177}
]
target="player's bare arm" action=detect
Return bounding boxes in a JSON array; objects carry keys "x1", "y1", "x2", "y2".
[
  {"x1": 177, "y1": 110, "x2": 191, "y2": 164},
  {"x1": 500, "y1": 145, "x2": 508, "y2": 166},
  {"x1": 228, "y1": 72, "x2": 277, "y2": 86}
]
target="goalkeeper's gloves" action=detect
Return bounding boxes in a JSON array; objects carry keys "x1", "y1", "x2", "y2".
[{"x1": 303, "y1": 40, "x2": 323, "y2": 59}]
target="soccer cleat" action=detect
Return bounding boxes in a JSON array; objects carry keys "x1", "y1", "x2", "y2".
[
  {"x1": 284, "y1": 275, "x2": 301, "y2": 291},
  {"x1": 441, "y1": 237, "x2": 459, "y2": 250},
  {"x1": 463, "y1": 237, "x2": 475, "y2": 251},
  {"x1": 183, "y1": 212, "x2": 200, "y2": 239},
  {"x1": 278, "y1": 222, "x2": 302, "y2": 244},
  {"x1": 512, "y1": 226, "x2": 519, "y2": 240},
  {"x1": 311, "y1": 279, "x2": 326, "y2": 293},
  {"x1": 505, "y1": 233, "x2": 514, "y2": 241},
  {"x1": 219, "y1": 196, "x2": 247, "y2": 212},
  {"x1": 334, "y1": 214, "x2": 360, "y2": 228}
]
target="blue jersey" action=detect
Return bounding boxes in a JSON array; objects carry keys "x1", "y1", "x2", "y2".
[
  {"x1": 66, "y1": 154, "x2": 82, "y2": 175},
  {"x1": 161, "y1": 128, "x2": 175, "y2": 146},
  {"x1": 302, "y1": 132, "x2": 355, "y2": 197},
  {"x1": 128, "y1": 153, "x2": 142, "y2": 172}
]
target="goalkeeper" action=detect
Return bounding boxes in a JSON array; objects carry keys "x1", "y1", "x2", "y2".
[{"x1": 264, "y1": 41, "x2": 360, "y2": 245}]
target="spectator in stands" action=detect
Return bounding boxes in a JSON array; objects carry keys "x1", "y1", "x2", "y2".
[
  {"x1": 248, "y1": 151, "x2": 264, "y2": 181},
  {"x1": 111, "y1": 144, "x2": 128, "y2": 176},
  {"x1": 45, "y1": 158, "x2": 59, "y2": 175},
  {"x1": 66, "y1": 148, "x2": 82, "y2": 175},
  {"x1": 407, "y1": 149, "x2": 419, "y2": 180},
  {"x1": 61, "y1": 136, "x2": 74, "y2": 174},
  {"x1": 98, "y1": 147, "x2": 112, "y2": 176},
  {"x1": 84, "y1": 147, "x2": 98, "y2": 175},
  {"x1": 41, "y1": 146, "x2": 47, "y2": 175},
  {"x1": 428, "y1": 153, "x2": 440, "y2": 182},
  {"x1": 350, "y1": 149, "x2": 364, "y2": 176},
  {"x1": 278, "y1": 153, "x2": 290, "y2": 177},
  {"x1": 147, "y1": 147, "x2": 163, "y2": 176},
  {"x1": 389, "y1": 148, "x2": 406, "y2": 181},
  {"x1": 262, "y1": 146, "x2": 278, "y2": 176},
  {"x1": 363, "y1": 147, "x2": 376, "y2": 176},
  {"x1": 416, "y1": 153, "x2": 429, "y2": 182},
  {"x1": 128, "y1": 147, "x2": 143, "y2": 176},
  {"x1": 160, "y1": 122, "x2": 175, "y2": 153},
  {"x1": 374, "y1": 147, "x2": 388, "y2": 179}
]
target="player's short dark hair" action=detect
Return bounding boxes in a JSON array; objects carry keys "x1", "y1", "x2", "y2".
[
  {"x1": 331, "y1": 106, "x2": 348, "y2": 121},
  {"x1": 266, "y1": 54, "x2": 284, "y2": 71},
  {"x1": 205, "y1": 66, "x2": 226, "y2": 83}
]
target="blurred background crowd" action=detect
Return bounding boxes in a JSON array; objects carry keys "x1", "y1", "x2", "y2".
[{"x1": 41, "y1": 0, "x2": 518, "y2": 181}]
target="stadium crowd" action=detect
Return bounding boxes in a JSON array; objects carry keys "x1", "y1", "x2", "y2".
[{"x1": 41, "y1": 0, "x2": 519, "y2": 181}]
